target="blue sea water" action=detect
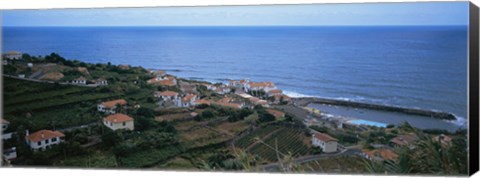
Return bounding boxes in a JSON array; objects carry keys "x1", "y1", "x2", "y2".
[{"x1": 2, "y1": 26, "x2": 468, "y2": 124}]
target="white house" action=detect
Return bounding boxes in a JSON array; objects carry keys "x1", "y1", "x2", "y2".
[
  {"x1": 72, "y1": 76, "x2": 87, "y2": 85},
  {"x1": 97, "y1": 99, "x2": 127, "y2": 114},
  {"x1": 94, "y1": 78, "x2": 108, "y2": 85},
  {"x1": 312, "y1": 132, "x2": 338, "y2": 153},
  {"x1": 3, "y1": 51, "x2": 22, "y2": 60},
  {"x1": 214, "y1": 86, "x2": 232, "y2": 94},
  {"x1": 228, "y1": 79, "x2": 249, "y2": 89},
  {"x1": 103, "y1": 113, "x2": 134, "y2": 131},
  {"x1": 25, "y1": 130, "x2": 65, "y2": 151},
  {"x1": 27, "y1": 63, "x2": 33, "y2": 68},
  {"x1": 3, "y1": 147, "x2": 17, "y2": 160},
  {"x1": 155, "y1": 91, "x2": 179, "y2": 101},
  {"x1": 179, "y1": 94, "x2": 198, "y2": 107}
]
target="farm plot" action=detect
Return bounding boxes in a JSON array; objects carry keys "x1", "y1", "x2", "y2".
[
  {"x1": 248, "y1": 127, "x2": 310, "y2": 162},
  {"x1": 235, "y1": 125, "x2": 280, "y2": 148}
]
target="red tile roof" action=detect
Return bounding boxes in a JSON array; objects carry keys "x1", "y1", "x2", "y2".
[
  {"x1": 362, "y1": 149, "x2": 398, "y2": 161},
  {"x1": 268, "y1": 89, "x2": 283, "y2": 94},
  {"x1": 157, "y1": 91, "x2": 178, "y2": 97},
  {"x1": 182, "y1": 94, "x2": 197, "y2": 102},
  {"x1": 266, "y1": 109, "x2": 285, "y2": 118},
  {"x1": 159, "y1": 79, "x2": 175, "y2": 86},
  {"x1": 248, "y1": 82, "x2": 274, "y2": 88},
  {"x1": 314, "y1": 132, "x2": 337, "y2": 142},
  {"x1": 26, "y1": 130, "x2": 65, "y2": 142},
  {"x1": 195, "y1": 99, "x2": 212, "y2": 105},
  {"x1": 104, "y1": 113, "x2": 134, "y2": 123},
  {"x1": 101, "y1": 99, "x2": 127, "y2": 108}
]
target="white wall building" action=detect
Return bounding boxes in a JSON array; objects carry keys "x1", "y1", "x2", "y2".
[
  {"x1": 25, "y1": 130, "x2": 65, "y2": 151},
  {"x1": 103, "y1": 113, "x2": 134, "y2": 131},
  {"x1": 3, "y1": 147, "x2": 17, "y2": 160},
  {"x1": 3, "y1": 51, "x2": 22, "y2": 60},
  {"x1": 97, "y1": 99, "x2": 127, "y2": 114},
  {"x1": 72, "y1": 76, "x2": 87, "y2": 85},
  {"x1": 312, "y1": 132, "x2": 338, "y2": 153}
]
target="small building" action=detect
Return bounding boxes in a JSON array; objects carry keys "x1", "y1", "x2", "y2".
[
  {"x1": 147, "y1": 75, "x2": 177, "y2": 86},
  {"x1": 97, "y1": 99, "x2": 127, "y2": 114},
  {"x1": 214, "y1": 86, "x2": 232, "y2": 94},
  {"x1": 94, "y1": 78, "x2": 108, "y2": 85},
  {"x1": 228, "y1": 79, "x2": 249, "y2": 89},
  {"x1": 266, "y1": 109, "x2": 285, "y2": 118},
  {"x1": 25, "y1": 130, "x2": 65, "y2": 151},
  {"x1": 71, "y1": 76, "x2": 87, "y2": 85},
  {"x1": 361, "y1": 149, "x2": 398, "y2": 162},
  {"x1": 3, "y1": 147, "x2": 17, "y2": 160},
  {"x1": 18, "y1": 74, "x2": 25, "y2": 78},
  {"x1": 390, "y1": 134, "x2": 417, "y2": 148},
  {"x1": 312, "y1": 132, "x2": 338, "y2": 153},
  {"x1": 179, "y1": 94, "x2": 198, "y2": 107},
  {"x1": 267, "y1": 89, "x2": 283, "y2": 97},
  {"x1": 151, "y1": 70, "x2": 166, "y2": 77},
  {"x1": 155, "y1": 91, "x2": 179, "y2": 101},
  {"x1": 246, "y1": 81, "x2": 276, "y2": 92},
  {"x1": 27, "y1": 63, "x2": 33, "y2": 68},
  {"x1": 103, "y1": 113, "x2": 134, "y2": 131},
  {"x1": 3, "y1": 51, "x2": 22, "y2": 60},
  {"x1": 1, "y1": 118, "x2": 9, "y2": 131},
  {"x1": 118, "y1": 65, "x2": 130, "y2": 70}
]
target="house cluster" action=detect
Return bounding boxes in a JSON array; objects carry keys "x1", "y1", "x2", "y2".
[
  {"x1": 229, "y1": 79, "x2": 291, "y2": 104},
  {"x1": 97, "y1": 99, "x2": 134, "y2": 131},
  {"x1": 70, "y1": 76, "x2": 108, "y2": 86},
  {"x1": 147, "y1": 70, "x2": 177, "y2": 86},
  {"x1": 2, "y1": 51, "x2": 22, "y2": 60},
  {"x1": 202, "y1": 83, "x2": 232, "y2": 95},
  {"x1": 154, "y1": 91, "x2": 199, "y2": 108}
]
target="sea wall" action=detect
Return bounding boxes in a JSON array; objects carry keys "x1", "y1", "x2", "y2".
[{"x1": 294, "y1": 97, "x2": 456, "y2": 120}]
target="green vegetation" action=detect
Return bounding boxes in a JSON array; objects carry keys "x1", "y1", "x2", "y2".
[
  {"x1": 362, "y1": 122, "x2": 468, "y2": 175},
  {"x1": 247, "y1": 126, "x2": 310, "y2": 162},
  {"x1": 235, "y1": 125, "x2": 280, "y2": 148}
]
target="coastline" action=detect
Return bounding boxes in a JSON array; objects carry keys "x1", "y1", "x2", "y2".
[{"x1": 292, "y1": 97, "x2": 457, "y2": 121}]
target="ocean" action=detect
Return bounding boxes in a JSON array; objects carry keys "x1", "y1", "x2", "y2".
[{"x1": 2, "y1": 26, "x2": 468, "y2": 127}]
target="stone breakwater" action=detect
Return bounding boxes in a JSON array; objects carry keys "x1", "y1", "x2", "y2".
[{"x1": 293, "y1": 97, "x2": 457, "y2": 121}]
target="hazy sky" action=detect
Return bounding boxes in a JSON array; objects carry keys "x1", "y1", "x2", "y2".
[{"x1": 2, "y1": 2, "x2": 469, "y2": 26}]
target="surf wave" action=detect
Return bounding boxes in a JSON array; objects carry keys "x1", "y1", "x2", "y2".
[
  {"x1": 283, "y1": 90, "x2": 315, "y2": 98},
  {"x1": 448, "y1": 115, "x2": 467, "y2": 128}
]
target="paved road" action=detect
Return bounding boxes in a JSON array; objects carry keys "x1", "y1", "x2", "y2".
[{"x1": 259, "y1": 148, "x2": 362, "y2": 171}]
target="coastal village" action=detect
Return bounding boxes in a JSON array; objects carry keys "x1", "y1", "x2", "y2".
[{"x1": 1, "y1": 51, "x2": 468, "y2": 174}]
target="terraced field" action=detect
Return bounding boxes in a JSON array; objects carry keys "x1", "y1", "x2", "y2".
[
  {"x1": 242, "y1": 127, "x2": 311, "y2": 162},
  {"x1": 3, "y1": 77, "x2": 124, "y2": 130},
  {"x1": 235, "y1": 125, "x2": 280, "y2": 148}
]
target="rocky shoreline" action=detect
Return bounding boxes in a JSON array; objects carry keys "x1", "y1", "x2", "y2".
[{"x1": 293, "y1": 97, "x2": 457, "y2": 121}]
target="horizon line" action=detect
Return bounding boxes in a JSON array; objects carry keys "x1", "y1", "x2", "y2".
[{"x1": 2, "y1": 24, "x2": 469, "y2": 28}]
